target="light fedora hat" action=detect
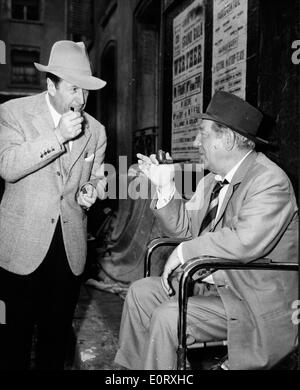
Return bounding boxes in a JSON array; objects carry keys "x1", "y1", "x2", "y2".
[
  {"x1": 34, "y1": 40, "x2": 106, "y2": 90},
  {"x1": 201, "y1": 91, "x2": 269, "y2": 144}
]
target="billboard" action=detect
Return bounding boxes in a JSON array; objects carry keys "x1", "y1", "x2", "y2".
[
  {"x1": 172, "y1": 0, "x2": 205, "y2": 161},
  {"x1": 212, "y1": 0, "x2": 248, "y2": 98}
]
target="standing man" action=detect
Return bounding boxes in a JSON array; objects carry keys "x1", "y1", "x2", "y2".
[
  {"x1": 0, "y1": 40, "x2": 107, "y2": 369},
  {"x1": 114, "y1": 91, "x2": 298, "y2": 370}
]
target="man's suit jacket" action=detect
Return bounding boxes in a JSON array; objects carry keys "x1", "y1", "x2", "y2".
[
  {"x1": 153, "y1": 151, "x2": 298, "y2": 369},
  {"x1": 0, "y1": 92, "x2": 107, "y2": 276}
]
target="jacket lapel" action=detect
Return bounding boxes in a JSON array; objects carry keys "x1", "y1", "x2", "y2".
[{"x1": 213, "y1": 151, "x2": 257, "y2": 229}]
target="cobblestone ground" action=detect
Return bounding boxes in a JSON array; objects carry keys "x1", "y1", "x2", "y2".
[{"x1": 71, "y1": 284, "x2": 124, "y2": 370}]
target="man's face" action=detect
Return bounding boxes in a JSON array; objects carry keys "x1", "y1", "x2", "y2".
[
  {"x1": 48, "y1": 79, "x2": 89, "y2": 114},
  {"x1": 193, "y1": 119, "x2": 225, "y2": 173}
]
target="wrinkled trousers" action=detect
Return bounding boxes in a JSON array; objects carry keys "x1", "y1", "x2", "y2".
[{"x1": 114, "y1": 276, "x2": 228, "y2": 370}]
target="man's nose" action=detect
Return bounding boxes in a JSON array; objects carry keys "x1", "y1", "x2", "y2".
[{"x1": 77, "y1": 89, "x2": 85, "y2": 105}]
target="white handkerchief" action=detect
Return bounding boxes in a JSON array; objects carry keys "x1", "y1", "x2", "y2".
[{"x1": 84, "y1": 153, "x2": 94, "y2": 162}]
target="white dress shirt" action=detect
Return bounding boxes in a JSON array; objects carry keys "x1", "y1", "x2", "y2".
[{"x1": 45, "y1": 93, "x2": 73, "y2": 151}]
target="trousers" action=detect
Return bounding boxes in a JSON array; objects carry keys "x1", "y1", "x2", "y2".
[
  {"x1": 114, "y1": 276, "x2": 228, "y2": 370},
  {"x1": 0, "y1": 220, "x2": 81, "y2": 370}
]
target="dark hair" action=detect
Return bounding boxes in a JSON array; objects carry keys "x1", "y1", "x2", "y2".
[{"x1": 46, "y1": 72, "x2": 62, "y2": 88}]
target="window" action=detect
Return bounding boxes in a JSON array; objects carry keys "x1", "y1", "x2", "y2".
[
  {"x1": 68, "y1": 0, "x2": 93, "y2": 40},
  {"x1": 11, "y1": 0, "x2": 40, "y2": 21},
  {"x1": 11, "y1": 47, "x2": 40, "y2": 85}
]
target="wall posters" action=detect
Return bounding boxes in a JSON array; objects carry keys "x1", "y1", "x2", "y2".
[
  {"x1": 172, "y1": 0, "x2": 205, "y2": 161},
  {"x1": 212, "y1": 0, "x2": 248, "y2": 98}
]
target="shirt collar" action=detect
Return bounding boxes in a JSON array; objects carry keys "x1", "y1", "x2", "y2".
[
  {"x1": 45, "y1": 92, "x2": 61, "y2": 128},
  {"x1": 215, "y1": 150, "x2": 252, "y2": 184}
]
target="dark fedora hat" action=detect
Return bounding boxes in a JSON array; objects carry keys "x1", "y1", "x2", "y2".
[{"x1": 201, "y1": 91, "x2": 269, "y2": 144}]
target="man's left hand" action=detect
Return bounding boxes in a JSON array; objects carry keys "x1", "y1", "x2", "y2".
[
  {"x1": 77, "y1": 184, "x2": 97, "y2": 210},
  {"x1": 161, "y1": 247, "x2": 182, "y2": 296}
]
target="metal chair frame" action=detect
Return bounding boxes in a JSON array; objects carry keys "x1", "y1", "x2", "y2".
[{"x1": 144, "y1": 237, "x2": 299, "y2": 370}]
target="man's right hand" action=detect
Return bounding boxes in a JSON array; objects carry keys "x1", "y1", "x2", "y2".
[
  {"x1": 55, "y1": 110, "x2": 84, "y2": 144},
  {"x1": 137, "y1": 153, "x2": 175, "y2": 190}
]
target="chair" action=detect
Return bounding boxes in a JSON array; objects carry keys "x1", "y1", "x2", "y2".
[{"x1": 144, "y1": 237, "x2": 299, "y2": 370}]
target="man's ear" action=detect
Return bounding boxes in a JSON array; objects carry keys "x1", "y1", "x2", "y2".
[
  {"x1": 47, "y1": 77, "x2": 56, "y2": 97},
  {"x1": 224, "y1": 130, "x2": 235, "y2": 151}
]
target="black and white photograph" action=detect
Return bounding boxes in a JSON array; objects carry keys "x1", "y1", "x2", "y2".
[{"x1": 0, "y1": 0, "x2": 299, "y2": 378}]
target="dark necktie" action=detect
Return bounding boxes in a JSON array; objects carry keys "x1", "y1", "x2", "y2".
[{"x1": 199, "y1": 179, "x2": 229, "y2": 235}]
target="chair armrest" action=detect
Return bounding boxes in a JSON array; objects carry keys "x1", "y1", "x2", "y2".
[
  {"x1": 181, "y1": 256, "x2": 297, "y2": 280},
  {"x1": 144, "y1": 237, "x2": 191, "y2": 277},
  {"x1": 176, "y1": 256, "x2": 298, "y2": 369}
]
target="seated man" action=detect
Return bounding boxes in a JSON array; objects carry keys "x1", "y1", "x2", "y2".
[{"x1": 114, "y1": 91, "x2": 298, "y2": 370}]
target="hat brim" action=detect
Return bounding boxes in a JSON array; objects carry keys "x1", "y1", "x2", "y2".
[
  {"x1": 201, "y1": 113, "x2": 269, "y2": 145},
  {"x1": 34, "y1": 63, "x2": 106, "y2": 90}
]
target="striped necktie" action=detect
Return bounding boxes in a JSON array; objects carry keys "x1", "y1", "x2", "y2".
[{"x1": 199, "y1": 179, "x2": 229, "y2": 235}]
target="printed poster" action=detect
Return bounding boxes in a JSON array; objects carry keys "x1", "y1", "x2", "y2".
[
  {"x1": 212, "y1": 0, "x2": 248, "y2": 98},
  {"x1": 172, "y1": 0, "x2": 205, "y2": 161}
]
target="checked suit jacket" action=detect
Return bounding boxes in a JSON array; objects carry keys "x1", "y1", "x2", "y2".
[{"x1": 0, "y1": 92, "x2": 107, "y2": 276}]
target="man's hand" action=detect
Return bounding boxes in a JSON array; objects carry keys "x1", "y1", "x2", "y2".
[
  {"x1": 77, "y1": 184, "x2": 97, "y2": 210},
  {"x1": 137, "y1": 153, "x2": 175, "y2": 190},
  {"x1": 161, "y1": 247, "x2": 182, "y2": 296},
  {"x1": 55, "y1": 110, "x2": 84, "y2": 144}
]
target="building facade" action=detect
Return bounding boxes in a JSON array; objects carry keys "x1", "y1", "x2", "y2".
[
  {"x1": 0, "y1": 0, "x2": 69, "y2": 103},
  {"x1": 0, "y1": 0, "x2": 299, "y2": 283},
  {"x1": 0, "y1": 0, "x2": 96, "y2": 103},
  {"x1": 90, "y1": 0, "x2": 299, "y2": 283},
  {"x1": 91, "y1": 0, "x2": 299, "y2": 185}
]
